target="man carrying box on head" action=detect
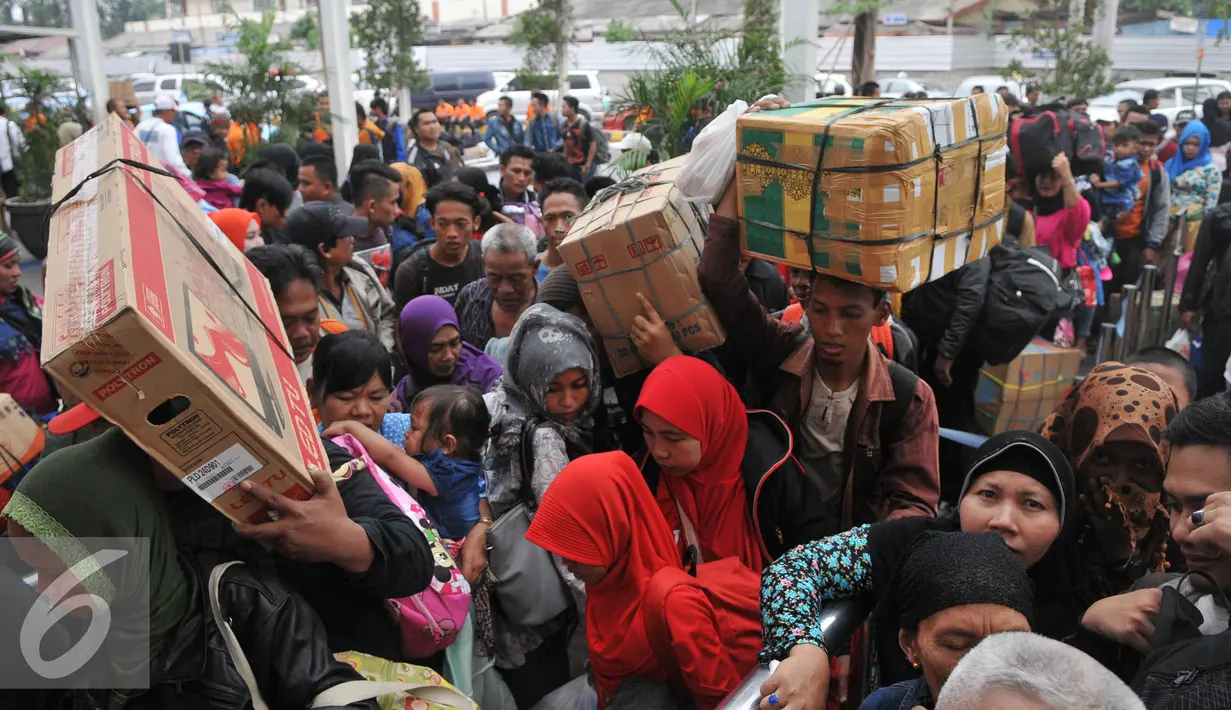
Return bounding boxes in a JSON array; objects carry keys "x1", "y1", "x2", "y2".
[{"x1": 698, "y1": 99, "x2": 940, "y2": 535}]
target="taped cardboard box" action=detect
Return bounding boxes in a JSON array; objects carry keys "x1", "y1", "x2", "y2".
[
  {"x1": 736, "y1": 94, "x2": 1008, "y2": 293},
  {"x1": 42, "y1": 114, "x2": 328, "y2": 524},
  {"x1": 0, "y1": 394, "x2": 44, "y2": 484},
  {"x1": 559, "y1": 156, "x2": 725, "y2": 377},
  {"x1": 974, "y1": 338, "x2": 1084, "y2": 435}
]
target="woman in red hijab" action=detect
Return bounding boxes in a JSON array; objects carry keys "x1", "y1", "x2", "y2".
[
  {"x1": 635, "y1": 355, "x2": 766, "y2": 571},
  {"x1": 208, "y1": 208, "x2": 263, "y2": 253},
  {"x1": 525, "y1": 451, "x2": 761, "y2": 709}
]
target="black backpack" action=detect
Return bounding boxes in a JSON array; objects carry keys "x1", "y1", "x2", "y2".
[
  {"x1": 1009, "y1": 106, "x2": 1104, "y2": 178},
  {"x1": 1009, "y1": 109, "x2": 1065, "y2": 178},
  {"x1": 1064, "y1": 109, "x2": 1105, "y2": 177},
  {"x1": 971, "y1": 243, "x2": 1066, "y2": 365},
  {"x1": 1130, "y1": 571, "x2": 1231, "y2": 709}
]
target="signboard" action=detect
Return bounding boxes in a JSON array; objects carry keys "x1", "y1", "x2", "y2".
[
  {"x1": 883, "y1": 12, "x2": 909, "y2": 26},
  {"x1": 1170, "y1": 16, "x2": 1199, "y2": 34}
]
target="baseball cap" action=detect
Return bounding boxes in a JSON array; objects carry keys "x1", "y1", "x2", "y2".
[
  {"x1": 153, "y1": 94, "x2": 178, "y2": 111},
  {"x1": 47, "y1": 402, "x2": 102, "y2": 435},
  {"x1": 284, "y1": 202, "x2": 369, "y2": 249},
  {"x1": 181, "y1": 130, "x2": 210, "y2": 148},
  {"x1": 1175, "y1": 109, "x2": 1197, "y2": 125}
]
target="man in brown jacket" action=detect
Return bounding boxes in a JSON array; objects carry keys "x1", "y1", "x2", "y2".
[{"x1": 699, "y1": 177, "x2": 940, "y2": 532}]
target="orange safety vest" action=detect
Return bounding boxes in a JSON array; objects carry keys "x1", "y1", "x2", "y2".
[{"x1": 870, "y1": 322, "x2": 894, "y2": 361}]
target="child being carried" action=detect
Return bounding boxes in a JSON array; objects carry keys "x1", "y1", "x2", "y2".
[
  {"x1": 325, "y1": 384, "x2": 490, "y2": 540},
  {"x1": 1092, "y1": 124, "x2": 1144, "y2": 234}
]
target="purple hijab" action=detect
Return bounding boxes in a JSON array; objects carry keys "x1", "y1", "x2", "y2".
[{"x1": 395, "y1": 295, "x2": 503, "y2": 410}]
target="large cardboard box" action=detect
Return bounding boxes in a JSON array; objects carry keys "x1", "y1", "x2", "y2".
[
  {"x1": 43, "y1": 114, "x2": 328, "y2": 524},
  {"x1": 0, "y1": 394, "x2": 44, "y2": 484},
  {"x1": 108, "y1": 80, "x2": 137, "y2": 107},
  {"x1": 736, "y1": 94, "x2": 1009, "y2": 293},
  {"x1": 559, "y1": 157, "x2": 725, "y2": 377},
  {"x1": 974, "y1": 338, "x2": 1084, "y2": 434}
]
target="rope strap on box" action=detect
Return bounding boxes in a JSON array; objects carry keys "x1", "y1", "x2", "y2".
[
  {"x1": 571, "y1": 166, "x2": 716, "y2": 353},
  {"x1": 735, "y1": 97, "x2": 1007, "y2": 271},
  {"x1": 45, "y1": 158, "x2": 295, "y2": 367}
]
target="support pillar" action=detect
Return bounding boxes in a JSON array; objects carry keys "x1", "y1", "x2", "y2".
[
  {"x1": 68, "y1": 0, "x2": 108, "y2": 125},
  {"x1": 779, "y1": 0, "x2": 820, "y2": 102},
  {"x1": 319, "y1": 0, "x2": 357, "y2": 175}
]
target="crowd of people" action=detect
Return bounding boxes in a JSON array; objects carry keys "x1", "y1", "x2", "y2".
[{"x1": 0, "y1": 84, "x2": 1228, "y2": 710}]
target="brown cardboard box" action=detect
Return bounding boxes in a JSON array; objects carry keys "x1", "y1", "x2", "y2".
[
  {"x1": 109, "y1": 80, "x2": 137, "y2": 107},
  {"x1": 559, "y1": 157, "x2": 725, "y2": 377},
  {"x1": 736, "y1": 94, "x2": 1008, "y2": 293},
  {"x1": 42, "y1": 114, "x2": 328, "y2": 524},
  {"x1": 974, "y1": 338, "x2": 1084, "y2": 434},
  {"x1": 0, "y1": 394, "x2": 44, "y2": 484}
]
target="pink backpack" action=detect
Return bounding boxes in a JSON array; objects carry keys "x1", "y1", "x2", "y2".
[{"x1": 330, "y1": 434, "x2": 472, "y2": 657}]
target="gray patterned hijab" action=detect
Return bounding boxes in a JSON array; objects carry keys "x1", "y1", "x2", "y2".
[{"x1": 483, "y1": 304, "x2": 601, "y2": 506}]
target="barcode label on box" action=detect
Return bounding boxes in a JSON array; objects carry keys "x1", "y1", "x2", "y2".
[{"x1": 185, "y1": 443, "x2": 262, "y2": 502}]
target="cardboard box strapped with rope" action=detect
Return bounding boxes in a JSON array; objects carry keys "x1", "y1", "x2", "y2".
[
  {"x1": 559, "y1": 156, "x2": 725, "y2": 377},
  {"x1": 974, "y1": 337, "x2": 1084, "y2": 435},
  {"x1": 736, "y1": 94, "x2": 1010, "y2": 293},
  {"x1": 41, "y1": 114, "x2": 327, "y2": 524}
]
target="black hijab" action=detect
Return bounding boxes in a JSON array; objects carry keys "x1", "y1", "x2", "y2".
[
  {"x1": 1202, "y1": 99, "x2": 1231, "y2": 148},
  {"x1": 257, "y1": 143, "x2": 301, "y2": 185},
  {"x1": 866, "y1": 431, "x2": 1081, "y2": 684}
]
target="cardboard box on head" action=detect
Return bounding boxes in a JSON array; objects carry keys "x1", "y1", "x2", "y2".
[
  {"x1": 736, "y1": 94, "x2": 1009, "y2": 293},
  {"x1": 0, "y1": 394, "x2": 45, "y2": 485},
  {"x1": 559, "y1": 156, "x2": 726, "y2": 377},
  {"x1": 42, "y1": 114, "x2": 327, "y2": 525}
]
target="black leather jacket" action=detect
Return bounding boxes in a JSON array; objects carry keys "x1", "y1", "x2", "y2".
[
  {"x1": 89, "y1": 556, "x2": 379, "y2": 710},
  {"x1": 164, "y1": 438, "x2": 435, "y2": 663}
]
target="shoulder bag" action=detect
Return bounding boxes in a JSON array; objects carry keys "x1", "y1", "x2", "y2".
[
  {"x1": 485, "y1": 419, "x2": 573, "y2": 627},
  {"x1": 207, "y1": 561, "x2": 474, "y2": 710}
]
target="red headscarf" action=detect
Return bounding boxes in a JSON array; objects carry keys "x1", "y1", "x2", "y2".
[
  {"x1": 526, "y1": 452, "x2": 680, "y2": 702},
  {"x1": 635, "y1": 356, "x2": 765, "y2": 571},
  {"x1": 208, "y1": 208, "x2": 259, "y2": 252}
]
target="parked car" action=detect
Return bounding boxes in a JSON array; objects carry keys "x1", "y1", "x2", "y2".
[
  {"x1": 879, "y1": 74, "x2": 936, "y2": 98},
  {"x1": 1086, "y1": 77, "x2": 1231, "y2": 127},
  {"x1": 815, "y1": 72, "x2": 853, "y2": 97},
  {"x1": 477, "y1": 71, "x2": 606, "y2": 122},
  {"x1": 408, "y1": 70, "x2": 509, "y2": 110},
  {"x1": 131, "y1": 73, "x2": 210, "y2": 106},
  {"x1": 139, "y1": 100, "x2": 209, "y2": 134},
  {"x1": 952, "y1": 75, "x2": 1026, "y2": 98}
]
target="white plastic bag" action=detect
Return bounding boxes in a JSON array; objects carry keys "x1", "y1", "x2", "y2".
[
  {"x1": 678, "y1": 99, "x2": 749, "y2": 204},
  {"x1": 1166, "y1": 328, "x2": 1192, "y2": 359},
  {"x1": 530, "y1": 675, "x2": 598, "y2": 710}
]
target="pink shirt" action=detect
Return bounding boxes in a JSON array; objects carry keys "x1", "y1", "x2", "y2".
[{"x1": 1033, "y1": 199, "x2": 1091, "y2": 269}]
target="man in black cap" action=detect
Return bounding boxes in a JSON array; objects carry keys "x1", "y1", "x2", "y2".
[
  {"x1": 180, "y1": 130, "x2": 211, "y2": 174},
  {"x1": 284, "y1": 203, "x2": 396, "y2": 352}
]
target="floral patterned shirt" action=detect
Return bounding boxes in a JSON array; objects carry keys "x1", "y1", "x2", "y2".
[
  {"x1": 1170, "y1": 163, "x2": 1223, "y2": 220},
  {"x1": 759, "y1": 524, "x2": 873, "y2": 661}
]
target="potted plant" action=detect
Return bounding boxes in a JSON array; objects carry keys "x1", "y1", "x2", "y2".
[{"x1": 5, "y1": 67, "x2": 66, "y2": 261}]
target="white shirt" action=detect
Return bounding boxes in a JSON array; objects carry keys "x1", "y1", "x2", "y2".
[
  {"x1": 1164, "y1": 576, "x2": 1230, "y2": 635},
  {"x1": 134, "y1": 117, "x2": 189, "y2": 176},
  {"x1": 0, "y1": 116, "x2": 24, "y2": 173}
]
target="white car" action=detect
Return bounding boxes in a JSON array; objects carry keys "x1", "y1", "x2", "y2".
[
  {"x1": 879, "y1": 75, "x2": 934, "y2": 98},
  {"x1": 131, "y1": 73, "x2": 210, "y2": 106},
  {"x1": 952, "y1": 75, "x2": 1026, "y2": 99},
  {"x1": 1087, "y1": 77, "x2": 1231, "y2": 127},
  {"x1": 477, "y1": 70, "x2": 606, "y2": 122},
  {"x1": 815, "y1": 72, "x2": 853, "y2": 97}
]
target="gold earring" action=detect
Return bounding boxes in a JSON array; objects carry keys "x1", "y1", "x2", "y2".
[{"x1": 912, "y1": 662, "x2": 920, "y2": 669}]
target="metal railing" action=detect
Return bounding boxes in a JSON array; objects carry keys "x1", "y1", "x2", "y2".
[{"x1": 1102, "y1": 213, "x2": 1187, "y2": 364}]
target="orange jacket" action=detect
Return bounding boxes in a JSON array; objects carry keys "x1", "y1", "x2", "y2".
[{"x1": 226, "y1": 122, "x2": 260, "y2": 165}]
